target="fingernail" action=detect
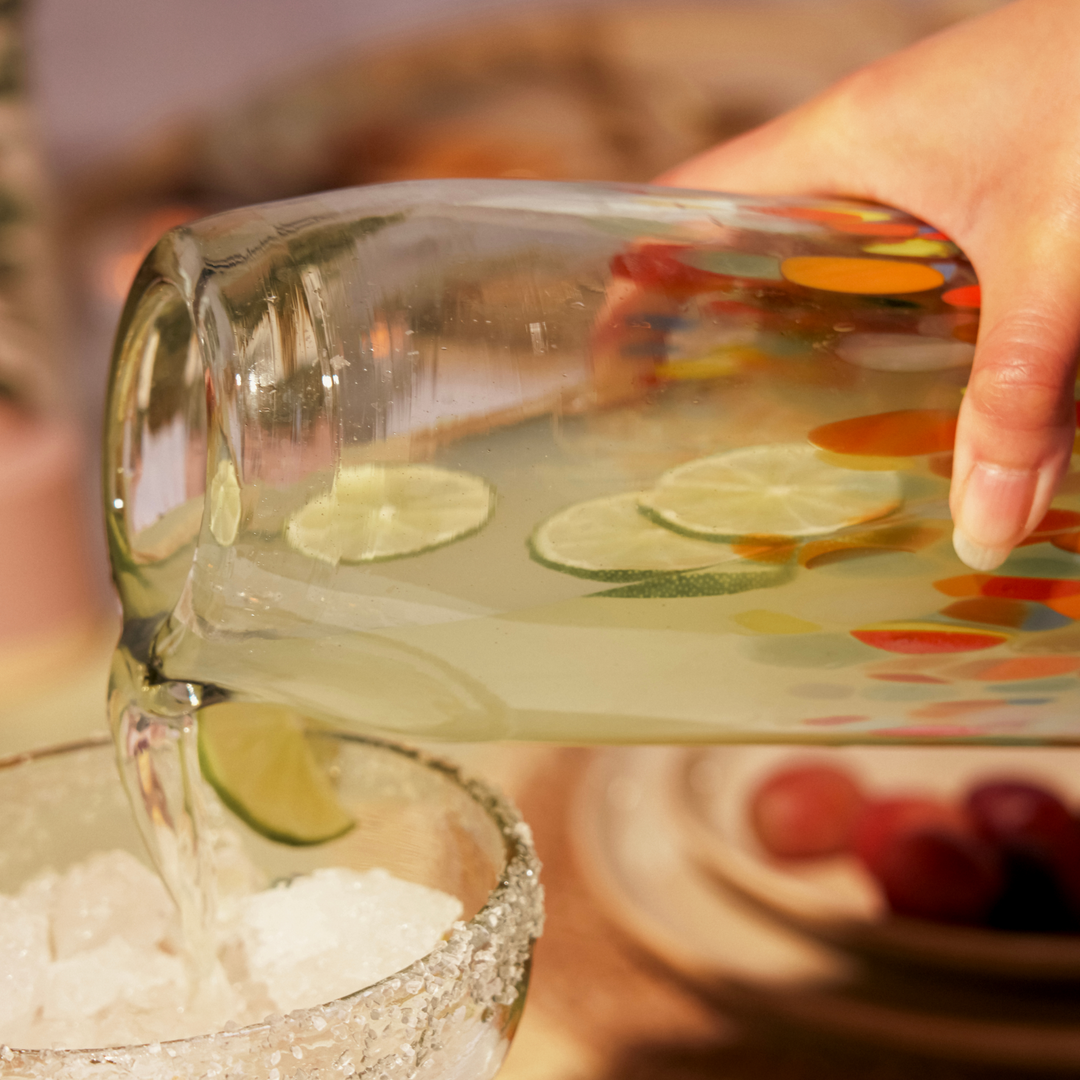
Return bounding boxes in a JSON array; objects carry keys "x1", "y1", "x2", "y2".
[
  {"x1": 952, "y1": 527, "x2": 1009, "y2": 571},
  {"x1": 953, "y1": 462, "x2": 1039, "y2": 570}
]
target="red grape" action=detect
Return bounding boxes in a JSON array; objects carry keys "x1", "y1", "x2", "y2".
[
  {"x1": 966, "y1": 779, "x2": 1080, "y2": 918},
  {"x1": 855, "y1": 798, "x2": 1002, "y2": 923},
  {"x1": 749, "y1": 763, "x2": 866, "y2": 859},
  {"x1": 853, "y1": 797, "x2": 961, "y2": 867}
]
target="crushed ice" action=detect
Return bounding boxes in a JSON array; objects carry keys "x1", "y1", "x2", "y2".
[{"x1": 0, "y1": 850, "x2": 462, "y2": 1049}]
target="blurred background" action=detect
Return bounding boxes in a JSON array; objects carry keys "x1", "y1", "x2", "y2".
[
  {"x1": 20, "y1": 7, "x2": 1080, "y2": 1080},
  {"x1": 37, "y1": 0, "x2": 1001, "y2": 435}
]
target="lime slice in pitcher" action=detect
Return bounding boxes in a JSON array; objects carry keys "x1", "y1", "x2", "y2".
[
  {"x1": 197, "y1": 702, "x2": 355, "y2": 846},
  {"x1": 638, "y1": 443, "x2": 902, "y2": 541},
  {"x1": 285, "y1": 463, "x2": 495, "y2": 564},
  {"x1": 529, "y1": 491, "x2": 731, "y2": 580}
]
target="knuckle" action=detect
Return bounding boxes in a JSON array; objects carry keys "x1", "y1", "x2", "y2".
[
  {"x1": 968, "y1": 370, "x2": 1066, "y2": 433},
  {"x1": 968, "y1": 318, "x2": 1078, "y2": 433}
]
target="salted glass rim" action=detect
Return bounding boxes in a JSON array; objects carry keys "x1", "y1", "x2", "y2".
[{"x1": 0, "y1": 732, "x2": 542, "y2": 1061}]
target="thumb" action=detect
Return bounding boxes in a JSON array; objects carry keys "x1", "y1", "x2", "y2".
[{"x1": 949, "y1": 236, "x2": 1080, "y2": 570}]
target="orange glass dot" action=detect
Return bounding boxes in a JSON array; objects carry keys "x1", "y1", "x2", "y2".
[
  {"x1": 934, "y1": 574, "x2": 992, "y2": 598},
  {"x1": 809, "y1": 409, "x2": 958, "y2": 457},
  {"x1": 909, "y1": 699, "x2": 1010, "y2": 719},
  {"x1": 781, "y1": 257, "x2": 945, "y2": 295},
  {"x1": 1044, "y1": 594, "x2": 1080, "y2": 619},
  {"x1": 939, "y1": 597, "x2": 1030, "y2": 629},
  {"x1": 1052, "y1": 532, "x2": 1080, "y2": 554},
  {"x1": 852, "y1": 623, "x2": 1008, "y2": 654},
  {"x1": 800, "y1": 714, "x2": 871, "y2": 727},
  {"x1": 1034, "y1": 508, "x2": 1080, "y2": 534},
  {"x1": 973, "y1": 657, "x2": 1080, "y2": 682},
  {"x1": 1021, "y1": 510, "x2": 1080, "y2": 546},
  {"x1": 942, "y1": 284, "x2": 981, "y2": 308},
  {"x1": 980, "y1": 577, "x2": 1080, "y2": 601},
  {"x1": 758, "y1": 207, "x2": 866, "y2": 226}
]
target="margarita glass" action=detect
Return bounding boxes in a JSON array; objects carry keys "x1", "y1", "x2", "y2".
[{"x1": 0, "y1": 735, "x2": 542, "y2": 1079}]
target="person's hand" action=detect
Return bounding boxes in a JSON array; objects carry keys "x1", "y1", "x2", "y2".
[{"x1": 657, "y1": 0, "x2": 1080, "y2": 571}]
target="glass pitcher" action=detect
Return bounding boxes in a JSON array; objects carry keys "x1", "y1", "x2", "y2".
[{"x1": 104, "y1": 179, "x2": 1080, "y2": 744}]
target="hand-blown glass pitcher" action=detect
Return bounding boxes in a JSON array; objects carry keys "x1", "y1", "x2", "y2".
[{"x1": 104, "y1": 179, "x2": 1080, "y2": 744}]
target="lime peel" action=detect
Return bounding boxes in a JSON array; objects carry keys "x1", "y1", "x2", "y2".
[
  {"x1": 592, "y1": 559, "x2": 794, "y2": 598},
  {"x1": 528, "y1": 491, "x2": 733, "y2": 581}
]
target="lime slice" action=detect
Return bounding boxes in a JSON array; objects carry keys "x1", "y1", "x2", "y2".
[
  {"x1": 197, "y1": 701, "x2": 355, "y2": 846},
  {"x1": 529, "y1": 491, "x2": 733, "y2": 581},
  {"x1": 638, "y1": 443, "x2": 902, "y2": 541},
  {"x1": 285, "y1": 463, "x2": 495, "y2": 564},
  {"x1": 595, "y1": 559, "x2": 795, "y2": 598}
]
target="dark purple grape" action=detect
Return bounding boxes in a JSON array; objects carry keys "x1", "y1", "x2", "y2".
[
  {"x1": 966, "y1": 779, "x2": 1080, "y2": 918},
  {"x1": 987, "y1": 853, "x2": 1080, "y2": 933},
  {"x1": 967, "y1": 779, "x2": 1076, "y2": 853}
]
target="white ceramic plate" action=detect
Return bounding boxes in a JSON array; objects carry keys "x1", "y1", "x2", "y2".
[
  {"x1": 572, "y1": 747, "x2": 1080, "y2": 1070},
  {"x1": 670, "y1": 744, "x2": 1080, "y2": 980}
]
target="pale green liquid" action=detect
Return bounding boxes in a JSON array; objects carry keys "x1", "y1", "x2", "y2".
[{"x1": 121, "y1": 377, "x2": 1080, "y2": 750}]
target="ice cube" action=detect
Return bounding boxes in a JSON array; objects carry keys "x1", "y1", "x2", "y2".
[
  {"x1": 41, "y1": 936, "x2": 188, "y2": 1025},
  {"x1": 0, "y1": 894, "x2": 50, "y2": 1044},
  {"x1": 239, "y1": 867, "x2": 462, "y2": 1014},
  {"x1": 48, "y1": 850, "x2": 176, "y2": 959}
]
